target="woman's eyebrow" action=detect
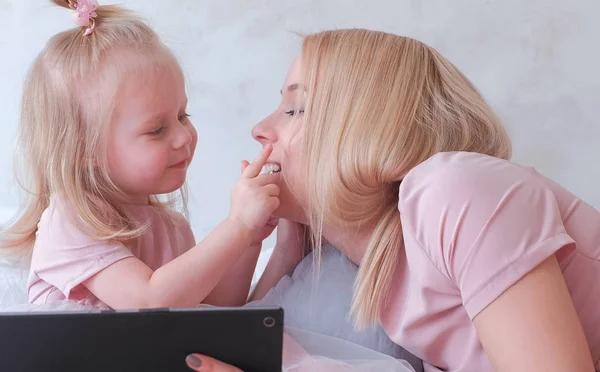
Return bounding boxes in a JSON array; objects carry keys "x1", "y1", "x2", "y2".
[{"x1": 280, "y1": 83, "x2": 303, "y2": 95}]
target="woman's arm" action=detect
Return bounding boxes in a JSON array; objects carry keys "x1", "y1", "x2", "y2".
[
  {"x1": 399, "y1": 152, "x2": 596, "y2": 371},
  {"x1": 248, "y1": 243, "x2": 298, "y2": 302},
  {"x1": 474, "y1": 255, "x2": 595, "y2": 372},
  {"x1": 248, "y1": 220, "x2": 308, "y2": 302}
]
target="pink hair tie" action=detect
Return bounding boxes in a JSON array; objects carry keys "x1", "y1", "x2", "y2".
[{"x1": 70, "y1": 0, "x2": 99, "y2": 36}]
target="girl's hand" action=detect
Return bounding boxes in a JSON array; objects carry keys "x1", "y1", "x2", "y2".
[
  {"x1": 228, "y1": 145, "x2": 280, "y2": 235},
  {"x1": 239, "y1": 159, "x2": 279, "y2": 246}
]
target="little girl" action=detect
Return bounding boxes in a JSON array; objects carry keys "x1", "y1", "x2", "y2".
[{"x1": 1, "y1": 0, "x2": 281, "y2": 310}]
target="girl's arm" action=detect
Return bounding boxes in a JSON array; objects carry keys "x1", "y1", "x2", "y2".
[
  {"x1": 85, "y1": 146, "x2": 280, "y2": 309},
  {"x1": 474, "y1": 255, "x2": 595, "y2": 372},
  {"x1": 202, "y1": 242, "x2": 263, "y2": 306},
  {"x1": 202, "y1": 160, "x2": 280, "y2": 306},
  {"x1": 84, "y1": 218, "x2": 254, "y2": 308}
]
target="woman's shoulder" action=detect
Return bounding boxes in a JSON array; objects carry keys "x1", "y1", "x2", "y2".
[
  {"x1": 404, "y1": 151, "x2": 527, "y2": 184},
  {"x1": 397, "y1": 150, "x2": 569, "y2": 264},
  {"x1": 399, "y1": 151, "x2": 539, "y2": 204}
]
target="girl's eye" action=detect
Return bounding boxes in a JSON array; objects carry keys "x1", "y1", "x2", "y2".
[
  {"x1": 179, "y1": 112, "x2": 191, "y2": 122},
  {"x1": 285, "y1": 109, "x2": 305, "y2": 117},
  {"x1": 149, "y1": 126, "x2": 165, "y2": 135}
]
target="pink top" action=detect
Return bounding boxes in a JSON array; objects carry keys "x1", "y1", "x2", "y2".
[
  {"x1": 28, "y1": 197, "x2": 196, "y2": 308},
  {"x1": 381, "y1": 151, "x2": 600, "y2": 371}
]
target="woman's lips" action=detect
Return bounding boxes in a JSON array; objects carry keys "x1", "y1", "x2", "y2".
[{"x1": 261, "y1": 163, "x2": 281, "y2": 174}]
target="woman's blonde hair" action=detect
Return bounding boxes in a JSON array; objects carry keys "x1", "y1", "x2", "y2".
[
  {"x1": 1, "y1": 1, "x2": 186, "y2": 253},
  {"x1": 299, "y1": 29, "x2": 511, "y2": 329}
]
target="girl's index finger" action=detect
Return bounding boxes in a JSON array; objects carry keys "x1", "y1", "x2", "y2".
[
  {"x1": 240, "y1": 160, "x2": 250, "y2": 175},
  {"x1": 242, "y1": 145, "x2": 273, "y2": 178}
]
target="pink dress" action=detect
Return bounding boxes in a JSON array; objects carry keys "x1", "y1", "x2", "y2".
[
  {"x1": 28, "y1": 197, "x2": 196, "y2": 308},
  {"x1": 381, "y1": 151, "x2": 600, "y2": 371}
]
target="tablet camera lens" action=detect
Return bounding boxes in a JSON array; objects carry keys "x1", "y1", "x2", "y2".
[{"x1": 263, "y1": 316, "x2": 276, "y2": 328}]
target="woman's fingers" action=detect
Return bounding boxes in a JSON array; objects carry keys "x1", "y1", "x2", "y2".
[{"x1": 186, "y1": 354, "x2": 243, "y2": 372}]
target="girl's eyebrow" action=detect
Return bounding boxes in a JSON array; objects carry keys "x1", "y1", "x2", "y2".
[{"x1": 141, "y1": 98, "x2": 189, "y2": 127}]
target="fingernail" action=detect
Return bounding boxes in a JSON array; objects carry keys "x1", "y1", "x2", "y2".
[{"x1": 186, "y1": 354, "x2": 203, "y2": 369}]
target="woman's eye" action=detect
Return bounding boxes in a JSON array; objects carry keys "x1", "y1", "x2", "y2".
[
  {"x1": 285, "y1": 109, "x2": 305, "y2": 117},
  {"x1": 179, "y1": 112, "x2": 191, "y2": 122}
]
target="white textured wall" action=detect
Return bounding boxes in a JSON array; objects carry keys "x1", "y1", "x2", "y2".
[{"x1": 1, "y1": 0, "x2": 599, "y2": 249}]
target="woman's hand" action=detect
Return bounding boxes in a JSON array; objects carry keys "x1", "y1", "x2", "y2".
[
  {"x1": 248, "y1": 219, "x2": 310, "y2": 302},
  {"x1": 186, "y1": 354, "x2": 242, "y2": 372},
  {"x1": 274, "y1": 218, "x2": 310, "y2": 269},
  {"x1": 185, "y1": 334, "x2": 308, "y2": 372}
]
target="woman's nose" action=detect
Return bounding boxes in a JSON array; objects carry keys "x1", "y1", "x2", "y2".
[{"x1": 251, "y1": 116, "x2": 278, "y2": 145}]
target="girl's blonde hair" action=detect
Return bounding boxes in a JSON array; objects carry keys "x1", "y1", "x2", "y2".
[
  {"x1": 299, "y1": 29, "x2": 511, "y2": 329},
  {"x1": 1, "y1": 1, "x2": 186, "y2": 253}
]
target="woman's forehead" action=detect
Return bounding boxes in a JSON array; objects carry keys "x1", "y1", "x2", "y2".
[{"x1": 284, "y1": 55, "x2": 302, "y2": 86}]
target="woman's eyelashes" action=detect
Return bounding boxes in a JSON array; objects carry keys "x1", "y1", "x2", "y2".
[
  {"x1": 284, "y1": 109, "x2": 305, "y2": 117},
  {"x1": 178, "y1": 112, "x2": 191, "y2": 122}
]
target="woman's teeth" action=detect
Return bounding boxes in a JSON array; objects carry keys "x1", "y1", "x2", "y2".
[{"x1": 261, "y1": 163, "x2": 281, "y2": 174}]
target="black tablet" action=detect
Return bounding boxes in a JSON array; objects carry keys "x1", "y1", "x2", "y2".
[{"x1": 0, "y1": 306, "x2": 284, "y2": 372}]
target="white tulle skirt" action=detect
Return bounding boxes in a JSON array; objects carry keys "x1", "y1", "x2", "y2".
[{"x1": 282, "y1": 326, "x2": 415, "y2": 371}]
